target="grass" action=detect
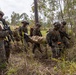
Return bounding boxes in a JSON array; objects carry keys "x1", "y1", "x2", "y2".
[
  {"x1": 7, "y1": 26, "x2": 76, "y2": 75},
  {"x1": 7, "y1": 68, "x2": 17, "y2": 75},
  {"x1": 6, "y1": 42, "x2": 76, "y2": 75},
  {"x1": 56, "y1": 60, "x2": 76, "y2": 75},
  {"x1": 41, "y1": 30, "x2": 47, "y2": 37},
  {"x1": 7, "y1": 52, "x2": 76, "y2": 75},
  {"x1": 7, "y1": 46, "x2": 76, "y2": 75}
]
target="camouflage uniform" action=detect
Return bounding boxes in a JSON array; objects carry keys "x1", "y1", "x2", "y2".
[
  {"x1": 32, "y1": 23, "x2": 42, "y2": 53},
  {"x1": 0, "y1": 32, "x2": 6, "y2": 63},
  {"x1": 0, "y1": 31, "x2": 9, "y2": 74},
  {"x1": 59, "y1": 21, "x2": 70, "y2": 48},
  {"x1": 46, "y1": 22, "x2": 62, "y2": 58},
  {"x1": 0, "y1": 11, "x2": 10, "y2": 63},
  {"x1": 19, "y1": 21, "x2": 29, "y2": 52}
]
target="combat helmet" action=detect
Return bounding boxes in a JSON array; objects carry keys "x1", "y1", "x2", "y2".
[
  {"x1": 53, "y1": 22, "x2": 61, "y2": 28},
  {"x1": 36, "y1": 23, "x2": 41, "y2": 27},
  {"x1": 0, "y1": 11, "x2": 4, "y2": 17},
  {"x1": 61, "y1": 21, "x2": 66, "y2": 25},
  {"x1": 21, "y1": 20, "x2": 29, "y2": 25}
]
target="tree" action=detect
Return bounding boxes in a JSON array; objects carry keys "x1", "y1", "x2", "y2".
[
  {"x1": 31, "y1": 0, "x2": 60, "y2": 27},
  {"x1": 11, "y1": 12, "x2": 29, "y2": 25},
  {"x1": 20, "y1": 13, "x2": 29, "y2": 21},
  {"x1": 11, "y1": 12, "x2": 20, "y2": 25}
]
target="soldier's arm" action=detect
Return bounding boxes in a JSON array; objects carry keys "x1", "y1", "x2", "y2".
[
  {"x1": 60, "y1": 28, "x2": 70, "y2": 40},
  {"x1": 63, "y1": 32, "x2": 70, "y2": 39},
  {"x1": 19, "y1": 27, "x2": 23, "y2": 36},
  {"x1": 39, "y1": 30, "x2": 42, "y2": 36},
  {"x1": 2, "y1": 19, "x2": 7, "y2": 25},
  {"x1": 46, "y1": 32, "x2": 52, "y2": 46}
]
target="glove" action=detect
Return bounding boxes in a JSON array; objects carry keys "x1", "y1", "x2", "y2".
[{"x1": 57, "y1": 42, "x2": 62, "y2": 45}]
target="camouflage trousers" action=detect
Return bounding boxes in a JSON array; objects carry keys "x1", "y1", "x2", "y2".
[
  {"x1": 4, "y1": 40, "x2": 10, "y2": 62},
  {"x1": 32, "y1": 43, "x2": 42, "y2": 53},
  {"x1": 0, "y1": 40, "x2": 7, "y2": 74},
  {"x1": 51, "y1": 43, "x2": 63, "y2": 58},
  {"x1": 23, "y1": 39, "x2": 29, "y2": 52},
  {"x1": 0, "y1": 40, "x2": 6, "y2": 64}
]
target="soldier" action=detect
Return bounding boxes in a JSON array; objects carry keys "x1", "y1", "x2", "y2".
[
  {"x1": 19, "y1": 21, "x2": 29, "y2": 34},
  {"x1": 46, "y1": 22, "x2": 62, "y2": 58},
  {"x1": 0, "y1": 11, "x2": 7, "y2": 26},
  {"x1": 32, "y1": 23, "x2": 42, "y2": 53},
  {"x1": 0, "y1": 11, "x2": 10, "y2": 63},
  {"x1": 19, "y1": 20, "x2": 29, "y2": 52},
  {"x1": 0, "y1": 14, "x2": 9, "y2": 73},
  {"x1": 59, "y1": 21, "x2": 70, "y2": 48}
]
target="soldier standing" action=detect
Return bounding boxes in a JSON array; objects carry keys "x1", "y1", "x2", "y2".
[
  {"x1": 0, "y1": 11, "x2": 7, "y2": 26},
  {"x1": 46, "y1": 22, "x2": 62, "y2": 58},
  {"x1": 32, "y1": 23, "x2": 43, "y2": 53},
  {"x1": 59, "y1": 21, "x2": 70, "y2": 48},
  {"x1": 19, "y1": 20, "x2": 29, "y2": 52},
  {"x1": 19, "y1": 21, "x2": 29, "y2": 35},
  {"x1": 0, "y1": 11, "x2": 9, "y2": 74},
  {"x1": 0, "y1": 11, "x2": 10, "y2": 63}
]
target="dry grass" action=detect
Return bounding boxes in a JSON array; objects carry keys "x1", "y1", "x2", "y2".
[
  {"x1": 6, "y1": 42, "x2": 76, "y2": 75},
  {"x1": 6, "y1": 27, "x2": 76, "y2": 75}
]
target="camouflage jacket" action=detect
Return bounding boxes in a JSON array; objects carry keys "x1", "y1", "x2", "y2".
[
  {"x1": 0, "y1": 18, "x2": 8, "y2": 38},
  {"x1": 19, "y1": 26, "x2": 28, "y2": 37},
  {"x1": 46, "y1": 28, "x2": 61, "y2": 47},
  {"x1": 59, "y1": 26, "x2": 70, "y2": 39},
  {"x1": 33, "y1": 27, "x2": 42, "y2": 36},
  {"x1": 0, "y1": 18, "x2": 7, "y2": 26}
]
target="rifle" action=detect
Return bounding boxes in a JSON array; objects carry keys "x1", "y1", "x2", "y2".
[{"x1": 3, "y1": 25, "x2": 14, "y2": 42}]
